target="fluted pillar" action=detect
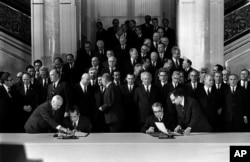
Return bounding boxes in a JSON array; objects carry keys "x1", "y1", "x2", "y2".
[
  {"x1": 177, "y1": 0, "x2": 224, "y2": 72},
  {"x1": 43, "y1": 0, "x2": 60, "y2": 67}
]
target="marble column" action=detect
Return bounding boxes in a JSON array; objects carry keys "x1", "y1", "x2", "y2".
[
  {"x1": 177, "y1": 0, "x2": 224, "y2": 73},
  {"x1": 43, "y1": 0, "x2": 60, "y2": 68}
]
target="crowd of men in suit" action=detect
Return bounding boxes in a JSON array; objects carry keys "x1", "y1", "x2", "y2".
[{"x1": 0, "y1": 15, "x2": 249, "y2": 134}]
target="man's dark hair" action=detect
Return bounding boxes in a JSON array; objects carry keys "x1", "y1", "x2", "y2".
[
  {"x1": 1, "y1": 72, "x2": 11, "y2": 84},
  {"x1": 33, "y1": 59, "x2": 42, "y2": 66},
  {"x1": 69, "y1": 105, "x2": 80, "y2": 115},
  {"x1": 215, "y1": 64, "x2": 223, "y2": 72},
  {"x1": 54, "y1": 57, "x2": 63, "y2": 63},
  {"x1": 25, "y1": 65, "x2": 35, "y2": 72},
  {"x1": 241, "y1": 68, "x2": 250, "y2": 75},
  {"x1": 170, "y1": 88, "x2": 185, "y2": 97}
]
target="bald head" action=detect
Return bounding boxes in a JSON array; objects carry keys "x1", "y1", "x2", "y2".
[
  {"x1": 80, "y1": 73, "x2": 90, "y2": 86},
  {"x1": 51, "y1": 95, "x2": 63, "y2": 111}
]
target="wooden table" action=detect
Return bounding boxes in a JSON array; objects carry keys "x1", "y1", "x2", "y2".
[{"x1": 1, "y1": 133, "x2": 250, "y2": 162}]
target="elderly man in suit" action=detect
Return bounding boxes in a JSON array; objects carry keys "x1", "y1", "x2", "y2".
[
  {"x1": 99, "y1": 73, "x2": 123, "y2": 132},
  {"x1": 47, "y1": 69, "x2": 72, "y2": 123},
  {"x1": 15, "y1": 72, "x2": 40, "y2": 132},
  {"x1": 170, "y1": 89, "x2": 212, "y2": 135},
  {"x1": 134, "y1": 71, "x2": 160, "y2": 129},
  {"x1": 223, "y1": 74, "x2": 248, "y2": 132},
  {"x1": 24, "y1": 95, "x2": 69, "y2": 133}
]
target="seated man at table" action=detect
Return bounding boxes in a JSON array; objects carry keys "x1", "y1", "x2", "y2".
[
  {"x1": 141, "y1": 102, "x2": 173, "y2": 133},
  {"x1": 24, "y1": 95, "x2": 69, "y2": 133},
  {"x1": 169, "y1": 89, "x2": 212, "y2": 135},
  {"x1": 63, "y1": 105, "x2": 92, "y2": 133}
]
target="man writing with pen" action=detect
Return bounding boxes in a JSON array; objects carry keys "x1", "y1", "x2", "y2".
[{"x1": 63, "y1": 105, "x2": 92, "y2": 133}]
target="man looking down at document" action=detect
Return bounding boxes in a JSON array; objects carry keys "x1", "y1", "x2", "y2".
[
  {"x1": 141, "y1": 102, "x2": 173, "y2": 133},
  {"x1": 170, "y1": 89, "x2": 212, "y2": 135}
]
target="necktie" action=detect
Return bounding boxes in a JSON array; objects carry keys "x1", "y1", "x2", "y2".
[
  {"x1": 7, "y1": 87, "x2": 12, "y2": 98},
  {"x1": 232, "y1": 87, "x2": 235, "y2": 94},
  {"x1": 43, "y1": 79, "x2": 46, "y2": 87},
  {"x1": 25, "y1": 85, "x2": 28, "y2": 95},
  {"x1": 73, "y1": 122, "x2": 77, "y2": 129},
  {"x1": 52, "y1": 83, "x2": 56, "y2": 96},
  {"x1": 207, "y1": 88, "x2": 210, "y2": 96},
  {"x1": 146, "y1": 86, "x2": 150, "y2": 95}
]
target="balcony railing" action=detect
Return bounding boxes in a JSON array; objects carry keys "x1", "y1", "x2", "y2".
[
  {"x1": 224, "y1": 2, "x2": 250, "y2": 45},
  {"x1": 0, "y1": 1, "x2": 31, "y2": 45}
]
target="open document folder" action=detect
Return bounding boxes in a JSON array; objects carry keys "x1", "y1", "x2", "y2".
[{"x1": 154, "y1": 122, "x2": 183, "y2": 136}]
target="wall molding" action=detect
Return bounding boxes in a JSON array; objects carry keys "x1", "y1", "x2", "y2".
[
  {"x1": 225, "y1": 48, "x2": 250, "y2": 67},
  {"x1": 0, "y1": 32, "x2": 31, "y2": 56}
]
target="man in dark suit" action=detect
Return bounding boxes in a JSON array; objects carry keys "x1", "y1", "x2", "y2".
[
  {"x1": 141, "y1": 102, "x2": 173, "y2": 133},
  {"x1": 182, "y1": 59, "x2": 194, "y2": 82},
  {"x1": 238, "y1": 69, "x2": 250, "y2": 130},
  {"x1": 184, "y1": 70, "x2": 203, "y2": 100},
  {"x1": 155, "y1": 68, "x2": 169, "y2": 108},
  {"x1": 148, "y1": 51, "x2": 161, "y2": 80},
  {"x1": 75, "y1": 41, "x2": 94, "y2": 72},
  {"x1": 63, "y1": 105, "x2": 92, "y2": 133},
  {"x1": 88, "y1": 67, "x2": 99, "y2": 91},
  {"x1": 140, "y1": 15, "x2": 154, "y2": 39},
  {"x1": 197, "y1": 74, "x2": 221, "y2": 131},
  {"x1": 87, "y1": 57, "x2": 103, "y2": 76},
  {"x1": 162, "y1": 18, "x2": 176, "y2": 48},
  {"x1": 95, "y1": 21, "x2": 108, "y2": 45},
  {"x1": 134, "y1": 26, "x2": 146, "y2": 51},
  {"x1": 157, "y1": 43, "x2": 168, "y2": 66},
  {"x1": 122, "y1": 48, "x2": 139, "y2": 78},
  {"x1": 151, "y1": 32, "x2": 161, "y2": 52},
  {"x1": 213, "y1": 71, "x2": 227, "y2": 131},
  {"x1": 47, "y1": 69, "x2": 72, "y2": 124},
  {"x1": 138, "y1": 44, "x2": 150, "y2": 63},
  {"x1": 170, "y1": 89, "x2": 212, "y2": 135},
  {"x1": 114, "y1": 36, "x2": 131, "y2": 65},
  {"x1": 24, "y1": 95, "x2": 69, "y2": 133},
  {"x1": 120, "y1": 73, "x2": 138, "y2": 132},
  {"x1": 94, "y1": 40, "x2": 107, "y2": 65},
  {"x1": 93, "y1": 76, "x2": 108, "y2": 132},
  {"x1": 101, "y1": 56, "x2": 120, "y2": 76},
  {"x1": 160, "y1": 37, "x2": 172, "y2": 59},
  {"x1": 26, "y1": 65, "x2": 38, "y2": 85},
  {"x1": 223, "y1": 74, "x2": 248, "y2": 132},
  {"x1": 0, "y1": 72, "x2": 18, "y2": 132},
  {"x1": 72, "y1": 73, "x2": 95, "y2": 128},
  {"x1": 62, "y1": 54, "x2": 79, "y2": 85},
  {"x1": 171, "y1": 46, "x2": 184, "y2": 71},
  {"x1": 99, "y1": 73, "x2": 123, "y2": 132},
  {"x1": 36, "y1": 66, "x2": 51, "y2": 104},
  {"x1": 15, "y1": 72, "x2": 40, "y2": 132},
  {"x1": 134, "y1": 71, "x2": 160, "y2": 129}
]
